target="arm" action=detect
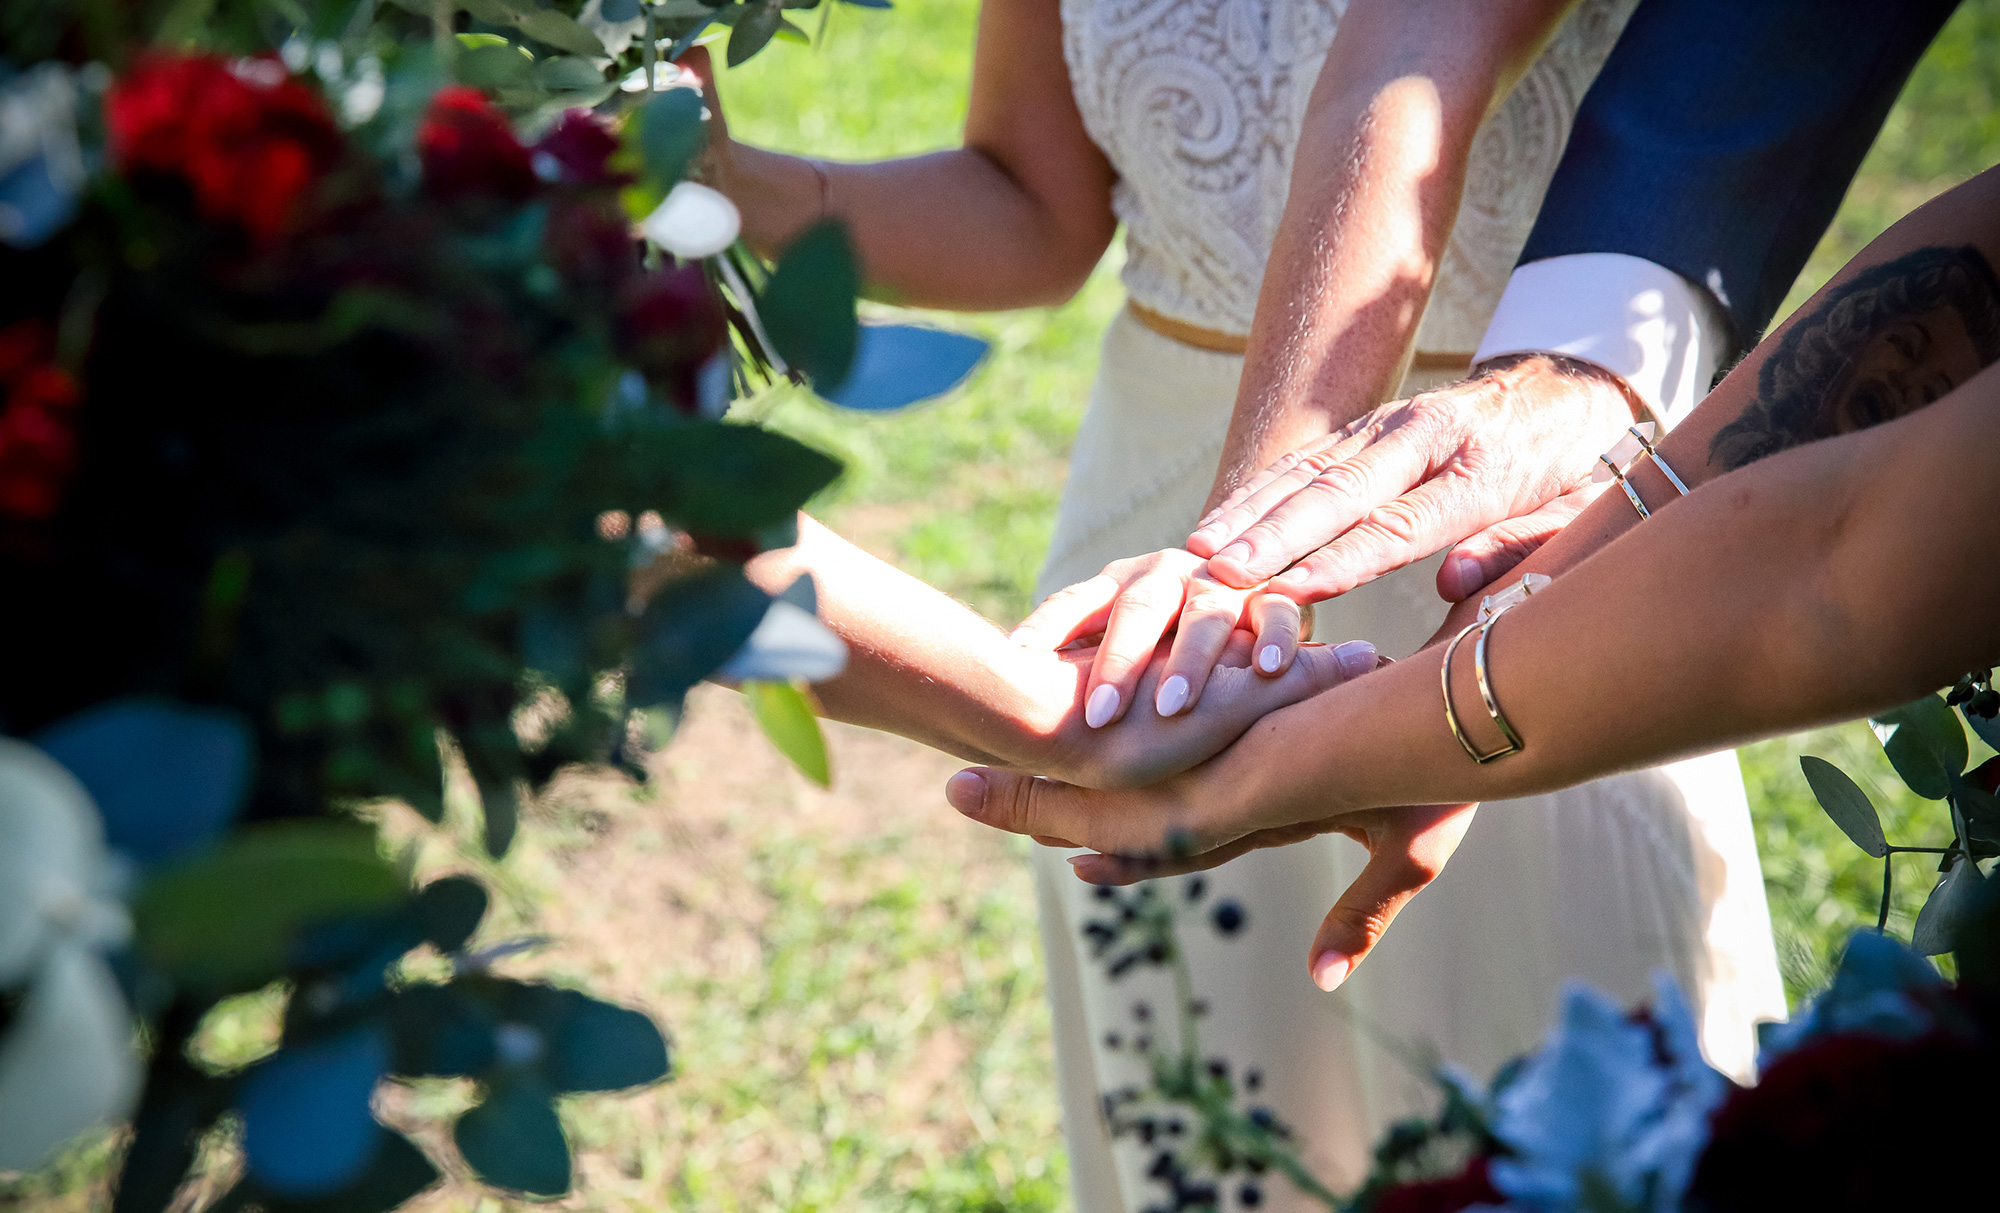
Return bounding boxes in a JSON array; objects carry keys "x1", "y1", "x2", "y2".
[
  {"x1": 689, "y1": 0, "x2": 1116, "y2": 310},
  {"x1": 740, "y1": 515, "x2": 1375, "y2": 787},
  {"x1": 1205, "y1": 0, "x2": 1577, "y2": 504}
]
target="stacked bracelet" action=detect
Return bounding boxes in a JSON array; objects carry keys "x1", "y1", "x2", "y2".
[
  {"x1": 1442, "y1": 579, "x2": 1539, "y2": 764},
  {"x1": 1593, "y1": 422, "x2": 1690, "y2": 520}
]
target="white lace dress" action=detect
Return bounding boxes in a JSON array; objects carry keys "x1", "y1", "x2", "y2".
[{"x1": 1032, "y1": 2, "x2": 1788, "y2": 1208}]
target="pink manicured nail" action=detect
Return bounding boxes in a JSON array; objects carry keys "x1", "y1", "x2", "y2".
[
  {"x1": 1332, "y1": 640, "x2": 1377, "y2": 678},
  {"x1": 1085, "y1": 683, "x2": 1121, "y2": 728},
  {"x1": 1258, "y1": 645, "x2": 1282, "y2": 674},
  {"x1": 1156, "y1": 674, "x2": 1190, "y2": 717},
  {"x1": 1312, "y1": 951, "x2": 1352, "y2": 992},
  {"x1": 945, "y1": 770, "x2": 986, "y2": 815},
  {"x1": 1442, "y1": 554, "x2": 1482, "y2": 601}
]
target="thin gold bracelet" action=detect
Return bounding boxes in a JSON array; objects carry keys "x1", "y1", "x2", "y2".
[
  {"x1": 1626, "y1": 425, "x2": 1692, "y2": 496},
  {"x1": 1440, "y1": 605, "x2": 1524, "y2": 764},
  {"x1": 1473, "y1": 601, "x2": 1525, "y2": 758}
]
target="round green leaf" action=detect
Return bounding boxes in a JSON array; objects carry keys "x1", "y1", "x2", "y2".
[
  {"x1": 1870, "y1": 694, "x2": 1967, "y2": 800},
  {"x1": 544, "y1": 991, "x2": 671, "y2": 1093},
  {"x1": 637, "y1": 87, "x2": 708, "y2": 193},
  {"x1": 133, "y1": 822, "x2": 404, "y2": 994},
  {"x1": 245, "y1": 1128, "x2": 440, "y2": 1213},
  {"x1": 726, "y1": 0, "x2": 784, "y2": 65},
  {"x1": 1913, "y1": 854, "x2": 1984, "y2": 956},
  {"x1": 627, "y1": 566, "x2": 772, "y2": 707},
  {"x1": 240, "y1": 1024, "x2": 390, "y2": 1197},
  {"x1": 456, "y1": 1078, "x2": 571, "y2": 1197},
  {"x1": 416, "y1": 876, "x2": 489, "y2": 954},
  {"x1": 1799, "y1": 756, "x2": 1887, "y2": 857},
  {"x1": 758, "y1": 221, "x2": 859, "y2": 387}
]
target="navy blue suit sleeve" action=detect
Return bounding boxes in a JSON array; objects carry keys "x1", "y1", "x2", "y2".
[{"x1": 1519, "y1": 0, "x2": 1959, "y2": 356}]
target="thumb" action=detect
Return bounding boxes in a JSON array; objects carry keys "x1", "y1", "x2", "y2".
[
  {"x1": 1435, "y1": 485, "x2": 1601, "y2": 602},
  {"x1": 1308, "y1": 804, "x2": 1478, "y2": 991}
]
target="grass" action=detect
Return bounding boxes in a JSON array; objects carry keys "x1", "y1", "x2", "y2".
[{"x1": 9, "y1": 4, "x2": 1999, "y2": 1211}]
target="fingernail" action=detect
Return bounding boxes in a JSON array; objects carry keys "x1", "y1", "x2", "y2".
[
  {"x1": 1069, "y1": 855, "x2": 1115, "y2": 884},
  {"x1": 1442, "y1": 554, "x2": 1481, "y2": 601},
  {"x1": 1085, "y1": 683, "x2": 1121, "y2": 729},
  {"x1": 1216, "y1": 542, "x2": 1250, "y2": 567},
  {"x1": 1312, "y1": 951, "x2": 1352, "y2": 992},
  {"x1": 1258, "y1": 644, "x2": 1282, "y2": 674},
  {"x1": 945, "y1": 770, "x2": 986, "y2": 815},
  {"x1": 1332, "y1": 640, "x2": 1377, "y2": 678},
  {"x1": 1156, "y1": 674, "x2": 1190, "y2": 717}
]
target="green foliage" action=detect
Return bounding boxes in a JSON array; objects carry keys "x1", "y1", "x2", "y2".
[
  {"x1": 743, "y1": 678, "x2": 832, "y2": 787},
  {"x1": 1799, "y1": 756, "x2": 1886, "y2": 857},
  {"x1": 760, "y1": 219, "x2": 863, "y2": 386},
  {"x1": 1869, "y1": 694, "x2": 1966, "y2": 800}
]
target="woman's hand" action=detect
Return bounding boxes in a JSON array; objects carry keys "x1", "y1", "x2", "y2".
[
  {"x1": 1011, "y1": 550, "x2": 1370, "y2": 729},
  {"x1": 1006, "y1": 634, "x2": 1377, "y2": 789},
  {"x1": 945, "y1": 760, "x2": 1476, "y2": 991}
]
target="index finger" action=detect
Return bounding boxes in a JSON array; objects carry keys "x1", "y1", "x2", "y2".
[{"x1": 1206, "y1": 436, "x2": 1431, "y2": 588}]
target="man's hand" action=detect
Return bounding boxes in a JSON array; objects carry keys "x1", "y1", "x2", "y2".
[
  {"x1": 945, "y1": 761, "x2": 1476, "y2": 991},
  {"x1": 1191, "y1": 354, "x2": 1638, "y2": 602}
]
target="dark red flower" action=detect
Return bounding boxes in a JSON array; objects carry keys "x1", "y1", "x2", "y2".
[
  {"x1": 544, "y1": 198, "x2": 641, "y2": 296},
  {"x1": 1689, "y1": 1029, "x2": 2000, "y2": 1211},
  {"x1": 617, "y1": 266, "x2": 727, "y2": 410},
  {"x1": 1371, "y1": 1157, "x2": 1504, "y2": 1213},
  {"x1": 1971, "y1": 754, "x2": 2000, "y2": 796},
  {"x1": 418, "y1": 86, "x2": 536, "y2": 204},
  {"x1": 0, "y1": 322, "x2": 81, "y2": 521},
  {"x1": 533, "y1": 110, "x2": 628, "y2": 187},
  {"x1": 107, "y1": 54, "x2": 342, "y2": 244}
]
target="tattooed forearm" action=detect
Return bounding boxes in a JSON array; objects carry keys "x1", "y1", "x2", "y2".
[{"x1": 1710, "y1": 245, "x2": 2000, "y2": 471}]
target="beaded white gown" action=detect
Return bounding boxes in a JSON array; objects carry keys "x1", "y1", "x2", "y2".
[{"x1": 1032, "y1": 1, "x2": 1787, "y2": 1208}]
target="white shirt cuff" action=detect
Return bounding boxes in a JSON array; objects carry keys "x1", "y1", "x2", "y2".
[{"x1": 1472, "y1": 253, "x2": 1728, "y2": 429}]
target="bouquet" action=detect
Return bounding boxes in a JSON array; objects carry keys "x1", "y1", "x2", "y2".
[{"x1": 0, "y1": 2, "x2": 981, "y2": 1208}]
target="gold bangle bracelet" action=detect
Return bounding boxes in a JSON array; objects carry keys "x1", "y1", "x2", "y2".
[
  {"x1": 1625, "y1": 426, "x2": 1692, "y2": 497},
  {"x1": 1473, "y1": 601, "x2": 1525, "y2": 758},
  {"x1": 1441, "y1": 609, "x2": 1523, "y2": 764}
]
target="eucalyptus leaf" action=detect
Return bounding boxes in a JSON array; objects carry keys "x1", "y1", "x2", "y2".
[
  {"x1": 1799, "y1": 756, "x2": 1887, "y2": 857},
  {"x1": 1870, "y1": 694, "x2": 1967, "y2": 800},
  {"x1": 727, "y1": 0, "x2": 785, "y2": 65},
  {"x1": 626, "y1": 420, "x2": 841, "y2": 537},
  {"x1": 715, "y1": 600, "x2": 847, "y2": 683},
  {"x1": 743, "y1": 679, "x2": 830, "y2": 787},
  {"x1": 773, "y1": 17, "x2": 811, "y2": 43},
  {"x1": 758, "y1": 220, "x2": 858, "y2": 386},
  {"x1": 134, "y1": 822, "x2": 404, "y2": 994},
  {"x1": 1965, "y1": 706, "x2": 2000, "y2": 754},
  {"x1": 535, "y1": 55, "x2": 611, "y2": 94},
  {"x1": 539, "y1": 990, "x2": 671, "y2": 1092},
  {"x1": 417, "y1": 877, "x2": 489, "y2": 954},
  {"x1": 243, "y1": 1129, "x2": 440, "y2": 1213},
  {"x1": 637, "y1": 86, "x2": 707, "y2": 191},
  {"x1": 37, "y1": 698, "x2": 252, "y2": 865},
  {"x1": 599, "y1": 0, "x2": 642, "y2": 20},
  {"x1": 386, "y1": 983, "x2": 499, "y2": 1078},
  {"x1": 239, "y1": 1024, "x2": 391, "y2": 1197},
  {"x1": 627, "y1": 566, "x2": 772, "y2": 706},
  {"x1": 512, "y1": 8, "x2": 608, "y2": 57},
  {"x1": 1912, "y1": 854, "x2": 1984, "y2": 955},
  {"x1": 0, "y1": 946, "x2": 140, "y2": 1172},
  {"x1": 455, "y1": 1077, "x2": 571, "y2": 1197},
  {"x1": 817, "y1": 323, "x2": 989, "y2": 411}
]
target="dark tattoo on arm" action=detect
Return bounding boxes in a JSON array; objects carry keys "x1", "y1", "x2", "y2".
[{"x1": 1709, "y1": 245, "x2": 2000, "y2": 471}]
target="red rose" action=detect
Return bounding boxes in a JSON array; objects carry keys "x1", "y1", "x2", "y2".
[
  {"x1": 544, "y1": 198, "x2": 642, "y2": 295},
  {"x1": 107, "y1": 54, "x2": 342, "y2": 244},
  {"x1": 533, "y1": 110, "x2": 627, "y2": 187},
  {"x1": 1370, "y1": 1157, "x2": 1504, "y2": 1213},
  {"x1": 418, "y1": 86, "x2": 536, "y2": 204},
  {"x1": 617, "y1": 266, "x2": 727, "y2": 410},
  {"x1": 0, "y1": 322, "x2": 81, "y2": 521}
]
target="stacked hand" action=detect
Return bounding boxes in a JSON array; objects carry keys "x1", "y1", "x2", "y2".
[
  {"x1": 983, "y1": 355, "x2": 1638, "y2": 989},
  {"x1": 1011, "y1": 353, "x2": 1633, "y2": 720}
]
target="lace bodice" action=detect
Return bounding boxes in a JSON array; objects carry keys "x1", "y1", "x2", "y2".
[{"x1": 1060, "y1": 0, "x2": 1638, "y2": 350}]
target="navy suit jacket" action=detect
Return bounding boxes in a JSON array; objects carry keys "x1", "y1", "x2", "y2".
[{"x1": 1520, "y1": 0, "x2": 1960, "y2": 357}]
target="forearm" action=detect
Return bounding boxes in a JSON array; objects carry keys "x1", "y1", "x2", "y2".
[
  {"x1": 1434, "y1": 164, "x2": 2000, "y2": 639},
  {"x1": 1208, "y1": 0, "x2": 1572, "y2": 505},
  {"x1": 743, "y1": 515, "x2": 1068, "y2": 765},
  {"x1": 717, "y1": 144, "x2": 1109, "y2": 309},
  {"x1": 1235, "y1": 369, "x2": 2000, "y2": 818}
]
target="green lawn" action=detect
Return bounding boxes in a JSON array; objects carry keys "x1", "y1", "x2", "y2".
[{"x1": 721, "y1": 0, "x2": 2000, "y2": 1006}]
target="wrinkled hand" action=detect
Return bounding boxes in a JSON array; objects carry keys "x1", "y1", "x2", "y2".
[
  {"x1": 945, "y1": 761, "x2": 1476, "y2": 991},
  {"x1": 1189, "y1": 354, "x2": 1635, "y2": 603},
  {"x1": 1013, "y1": 550, "x2": 1375, "y2": 728},
  {"x1": 1020, "y1": 634, "x2": 1372, "y2": 789}
]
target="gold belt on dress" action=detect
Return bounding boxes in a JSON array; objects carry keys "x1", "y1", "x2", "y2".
[{"x1": 1125, "y1": 299, "x2": 1475, "y2": 377}]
